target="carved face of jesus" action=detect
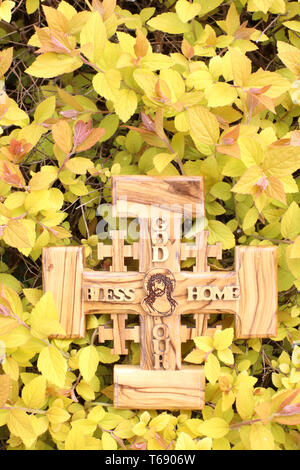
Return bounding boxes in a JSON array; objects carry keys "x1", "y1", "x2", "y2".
[{"x1": 152, "y1": 279, "x2": 166, "y2": 297}]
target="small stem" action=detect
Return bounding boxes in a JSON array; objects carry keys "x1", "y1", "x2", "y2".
[
  {"x1": 100, "y1": 427, "x2": 127, "y2": 450},
  {"x1": 250, "y1": 234, "x2": 293, "y2": 244},
  {"x1": 1, "y1": 406, "x2": 47, "y2": 415},
  {"x1": 79, "y1": 54, "x2": 104, "y2": 74},
  {"x1": 57, "y1": 149, "x2": 75, "y2": 175},
  {"x1": 229, "y1": 418, "x2": 261, "y2": 430}
]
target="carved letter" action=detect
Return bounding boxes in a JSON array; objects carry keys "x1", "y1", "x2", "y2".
[{"x1": 152, "y1": 246, "x2": 169, "y2": 262}]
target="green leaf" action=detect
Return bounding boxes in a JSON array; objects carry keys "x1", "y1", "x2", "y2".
[
  {"x1": 97, "y1": 346, "x2": 120, "y2": 363},
  {"x1": 281, "y1": 202, "x2": 300, "y2": 240},
  {"x1": 207, "y1": 219, "x2": 235, "y2": 249}
]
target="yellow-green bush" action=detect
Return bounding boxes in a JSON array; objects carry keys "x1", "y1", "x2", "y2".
[{"x1": 0, "y1": 0, "x2": 300, "y2": 450}]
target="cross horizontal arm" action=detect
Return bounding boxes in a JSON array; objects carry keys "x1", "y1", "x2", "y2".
[{"x1": 83, "y1": 270, "x2": 238, "y2": 317}]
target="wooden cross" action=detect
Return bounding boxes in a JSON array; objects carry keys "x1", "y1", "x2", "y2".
[{"x1": 43, "y1": 176, "x2": 278, "y2": 410}]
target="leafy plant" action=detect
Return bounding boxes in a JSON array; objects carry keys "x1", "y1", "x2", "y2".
[{"x1": 0, "y1": 0, "x2": 300, "y2": 450}]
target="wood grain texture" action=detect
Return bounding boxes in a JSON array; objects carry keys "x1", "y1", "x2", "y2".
[
  {"x1": 112, "y1": 175, "x2": 205, "y2": 218},
  {"x1": 235, "y1": 246, "x2": 278, "y2": 338},
  {"x1": 98, "y1": 314, "x2": 140, "y2": 354},
  {"x1": 42, "y1": 246, "x2": 85, "y2": 338},
  {"x1": 83, "y1": 270, "x2": 239, "y2": 317},
  {"x1": 114, "y1": 365, "x2": 205, "y2": 410}
]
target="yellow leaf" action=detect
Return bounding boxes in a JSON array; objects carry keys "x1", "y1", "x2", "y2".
[
  {"x1": 196, "y1": 437, "x2": 212, "y2": 450},
  {"x1": 188, "y1": 105, "x2": 219, "y2": 147},
  {"x1": 71, "y1": 419, "x2": 97, "y2": 436},
  {"x1": 277, "y1": 41, "x2": 300, "y2": 76},
  {"x1": 147, "y1": 12, "x2": 191, "y2": 34},
  {"x1": 29, "y1": 166, "x2": 58, "y2": 191},
  {"x1": 22, "y1": 375, "x2": 47, "y2": 409},
  {"x1": 243, "y1": 206, "x2": 259, "y2": 231},
  {"x1": 225, "y1": 3, "x2": 240, "y2": 34},
  {"x1": 3, "y1": 220, "x2": 32, "y2": 250},
  {"x1": 229, "y1": 47, "x2": 252, "y2": 87},
  {"x1": 2, "y1": 357, "x2": 19, "y2": 381},
  {"x1": 76, "y1": 380, "x2": 95, "y2": 401},
  {"x1": 236, "y1": 381, "x2": 254, "y2": 420},
  {"x1": 249, "y1": 423, "x2": 275, "y2": 450},
  {"x1": 290, "y1": 235, "x2": 300, "y2": 259},
  {"x1": 26, "y1": 0, "x2": 39, "y2": 15},
  {"x1": 80, "y1": 12, "x2": 107, "y2": 63},
  {"x1": 264, "y1": 147, "x2": 300, "y2": 177},
  {"x1": 213, "y1": 328, "x2": 234, "y2": 351},
  {"x1": 34, "y1": 96, "x2": 56, "y2": 123},
  {"x1": 0, "y1": 1, "x2": 15, "y2": 23},
  {"x1": 175, "y1": 432, "x2": 196, "y2": 450},
  {"x1": 7, "y1": 409, "x2": 38, "y2": 448},
  {"x1": 175, "y1": 0, "x2": 201, "y2": 23},
  {"x1": 246, "y1": 70, "x2": 291, "y2": 99},
  {"x1": 65, "y1": 157, "x2": 94, "y2": 175},
  {"x1": 198, "y1": 417, "x2": 229, "y2": 439},
  {"x1": 0, "y1": 374, "x2": 10, "y2": 407},
  {"x1": 26, "y1": 53, "x2": 82, "y2": 78},
  {"x1": 97, "y1": 345, "x2": 120, "y2": 363},
  {"x1": 186, "y1": 69, "x2": 213, "y2": 90},
  {"x1": 184, "y1": 348, "x2": 206, "y2": 364},
  {"x1": 153, "y1": 152, "x2": 177, "y2": 173},
  {"x1": 88, "y1": 405, "x2": 106, "y2": 423},
  {"x1": 52, "y1": 120, "x2": 72, "y2": 154},
  {"x1": 0, "y1": 47, "x2": 13, "y2": 77},
  {"x1": 281, "y1": 202, "x2": 300, "y2": 240},
  {"x1": 46, "y1": 406, "x2": 70, "y2": 424},
  {"x1": 207, "y1": 220, "x2": 235, "y2": 250},
  {"x1": 205, "y1": 82, "x2": 238, "y2": 107},
  {"x1": 78, "y1": 345, "x2": 99, "y2": 383},
  {"x1": 102, "y1": 431, "x2": 118, "y2": 450},
  {"x1": 37, "y1": 345, "x2": 67, "y2": 388},
  {"x1": 0, "y1": 325, "x2": 30, "y2": 348},
  {"x1": 114, "y1": 89, "x2": 138, "y2": 123},
  {"x1": 132, "y1": 421, "x2": 147, "y2": 436},
  {"x1": 198, "y1": 0, "x2": 224, "y2": 17},
  {"x1": 194, "y1": 336, "x2": 214, "y2": 352},
  {"x1": 30, "y1": 291, "x2": 66, "y2": 339},
  {"x1": 231, "y1": 165, "x2": 262, "y2": 194},
  {"x1": 92, "y1": 69, "x2": 121, "y2": 101},
  {"x1": 204, "y1": 353, "x2": 220, "y2": 385},
  {"x1": 65, "y1": 427, "x2": 85, "y2": 450},
  {"x1": 43, "y1": 5, "x2": 69, "y2": 32},
  {"x1": 217, "y1": 348, "x2": 234, "y2": 365},
  {"x1": 160, "y1": 69, "x2": 185, "y2": 102}
]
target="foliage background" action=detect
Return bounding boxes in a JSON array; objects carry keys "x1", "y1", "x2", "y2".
[{"x1": 0, "y1": 0, "x2": 300, "y2": 450}]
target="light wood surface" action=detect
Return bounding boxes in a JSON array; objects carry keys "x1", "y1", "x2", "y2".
[
  {"x1": 42, "y1": 246, "x2": 85, "y2": 338},
  {"x1": 42, "y1": 176, "x2": 278, "y2": 409},
  {"x1": 114, "y1": 365, "x2": 205, "y2": 410},
  {"x1": 235, "y1": 246, "x2": 277, "y2": 338}
]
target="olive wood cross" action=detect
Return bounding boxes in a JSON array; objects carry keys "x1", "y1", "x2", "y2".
[{"x1": 43, "y1": 176, "x2": 278, "y2": 409}]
